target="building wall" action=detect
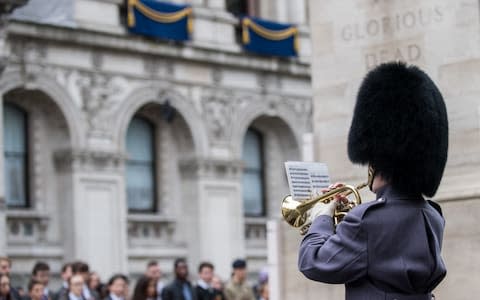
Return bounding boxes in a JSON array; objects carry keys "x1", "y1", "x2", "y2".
[
  {"x1": 278, "y1": 0, "x2": 480, "y2": 299},
  {"x1": 0, "y1": 0, "x2": 312, "y2": 287}
]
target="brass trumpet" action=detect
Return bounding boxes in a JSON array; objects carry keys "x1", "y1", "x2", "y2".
[{"x1": 281, "y1": 167, "x2": 374, "y2": 235}]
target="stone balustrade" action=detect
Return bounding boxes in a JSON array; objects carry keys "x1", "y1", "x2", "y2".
[
  {"x1": 127, "y1": 214, "x2": 176, "y2": 246},
  {"x1": 244, "y1": 217, "x2": 267, "y2": 248},
  {"x1": 6, "y1": 210, "x2": 49, "y2": 244}
]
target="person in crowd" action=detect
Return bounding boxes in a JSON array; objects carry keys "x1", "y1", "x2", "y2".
[
  {"x1": 144, "y1": 261, "x2": 162, "y2": 300},
  {"x1": 210, "y1": 276, "x2": 225, "y2": 300},
  {"x1": 66, "y1": 274, "x2": 85, "y2": 300},
  {"x1": 55, "y1": 264, "x2": 72, "y2": 300},
  {"x1": 252, "y1": 268, "x2": 267, "y2": 300},
  {"x1": 224, "y1": 259, "x2": 254, "y2": 300},
  {"x1": 88, "y1": 272, "x2": 106, "y2": 299},
  {"x1": 0, "y1": 273, "x2": 17, "y2": 300},
  {"x1": 0, "y1": 259, "x2": 10, "y2": 276},
  {"x1": 161, "y1": 258, "x2": 195, "y2": 300},
  {"x1": 88, "y1": 273, "x2": 100, "y2": 293},
  {"x1": 0, "y1": 258, "x2": 20, "y2": 300},
  {"x1": 31, "y1": 262, "x2": 54, "y2": 300},
  {"x1": 15, "y1": 288, "x2": 24, "y2": 299},
  {"x1": 103, "y1": 274, "x2": 128, "y2": 300},
  {"x1": 27, "y1": 279, "x2": 45, "y2": 300},
  {"x1": 71, "y1": 262, "x2": 99, "y2": 300},
  {"x1": 132, "y1": 276, "x2": 157, "y2": 300},
  {"x1": 195, "y1": 262, "x2": 214, "y2": 300},
  {"x1": 257, "y1": 284, "x2": 267, "y2": 300}
]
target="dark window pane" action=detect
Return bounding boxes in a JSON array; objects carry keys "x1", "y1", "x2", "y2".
[
  {"x1": 3, "y1": 103, "x2": 28, "y2": 207},
  {"x1": 126, "y1": 117, "x2": 156, "y2": 211},
  {"x1": 242, "y1": 128, "x2": 265, "y2": 216},
  {"x1": 226, "y1": 0, "x2": 248, "y2": 16}
]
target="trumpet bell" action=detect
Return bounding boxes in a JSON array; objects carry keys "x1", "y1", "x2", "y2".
[{"x1": 281, "y1": 195, "x2": 307, "y2": 228}]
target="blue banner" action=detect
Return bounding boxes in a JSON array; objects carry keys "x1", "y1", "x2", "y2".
[
  {"x1": 242, "y1": 17, "x2": 298, "y2": 57},
  {"x1": 128, "y1": 0, "x2": 192, "y2": 41}
]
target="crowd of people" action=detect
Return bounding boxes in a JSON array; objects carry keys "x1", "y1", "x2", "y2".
[{"x1": 0, "y1": 256, "x2": 269, "y2": 300}]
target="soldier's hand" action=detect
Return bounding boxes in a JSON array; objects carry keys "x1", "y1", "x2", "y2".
[
  {"x1": 321, "y1": 182, "x2": 348, "y2": 205},
  {"x1": 309, "y1": 183, "x2": 348, "y2": 220},
  {"x1": 310, "y1": 200, "x2": 337, "y2": 219}
]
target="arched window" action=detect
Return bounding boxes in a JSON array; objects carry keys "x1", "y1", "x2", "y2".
[
  {"x1": 3, "y1": 103, "x2": 29, "y2": 207},
  {"x1": 242, "y1": 128, "x2": 265, "y2": 216},
  {"x1": 126, "y1": 116, "x2": 156, "y2": 212}
]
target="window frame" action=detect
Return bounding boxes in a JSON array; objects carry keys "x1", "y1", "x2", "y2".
[
  {"x1": 242, "y1": 127, "x2": 266, "y2": 217},
  {"x1": 125, "y1": 115, "x2": 158, "y2": 213},
  {"x1": 3, "y1": 102, "x2": 30, "y2": 209}
]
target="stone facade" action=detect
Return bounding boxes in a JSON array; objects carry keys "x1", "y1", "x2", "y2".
[
  {"x1": 0, "y1": 0, "x2": 312, "y2": 286},
  {"x1": 277, "y1": 0, "x2": 480, "y2": 299}
]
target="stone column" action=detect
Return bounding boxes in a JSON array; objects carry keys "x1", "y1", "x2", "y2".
[
  {"x1": 287, "y1": 0, "x2": 306, "y2": 25},
  {"x1": 294, "y1": 0, "x2": 480, "y2": 299},
  {"x1": 180, "y1": 158, "x2": 245, "y2": 280},
  {"x1": 55, "y1": 150, "x2": 128, "y2": 279},
  {"x1": 275, "y1": 0, "x2": 288, "y2": 23}
]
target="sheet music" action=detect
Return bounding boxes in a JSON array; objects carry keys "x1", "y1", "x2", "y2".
[{"x1": 284, "y1": 161, "x2": 331, "y2": 201}]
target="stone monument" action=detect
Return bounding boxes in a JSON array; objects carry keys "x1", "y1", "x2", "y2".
[{"x1": 277, "y1": 0, "x2": 480, "y2": 299}]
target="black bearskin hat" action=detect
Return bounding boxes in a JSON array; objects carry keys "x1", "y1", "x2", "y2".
[{"x1": 348, "y1": 62, "x2": 448, "y2": 197}]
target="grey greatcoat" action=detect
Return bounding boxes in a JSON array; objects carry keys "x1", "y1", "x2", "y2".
[{"x1": 298, "y1": 186, "x2": 446, "y2": 300}]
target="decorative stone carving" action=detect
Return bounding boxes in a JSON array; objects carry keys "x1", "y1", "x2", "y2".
[
  {"x1": 75, "y1": 72, "x2": 127, "y2": 139},
  {"x1": 23, "y1": 41, "x2": 47, "y2": 63},
  {"x1": 285, "y1": 96, "x2": 313, "y2": 130},
  {"x1": 8, "y1": 40, "x2": 48, "y2": 87},
  {"x1": 201, "y1": 88, "x2": 235, "y2": 142},
  {"x1": 8, "y1": 40, "x2": 47, "y2": 66},
  {"x1": 26, "y1": 66, "x2": 131, "y2": 144},
  {"x1": 0, "y1": 0, "x2": 29, "y2": 74}
]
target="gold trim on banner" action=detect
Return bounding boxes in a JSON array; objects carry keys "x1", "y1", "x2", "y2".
[
  {"x1": 242, "y1": 18, "x2": 298, "y2": 42},
  {"x1": 128, "y1": 0, "x2": 193, "y2": 32},
  {"x1": 242, "y1": 18, "x2": 299, "y2": 54}
]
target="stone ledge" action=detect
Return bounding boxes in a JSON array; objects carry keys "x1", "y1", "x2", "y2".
[
  {"x1": 179, "y1": 158, "x2": 244, "y2": 179},
  {"x1": 127, "y1": 247, "x2": 188, "y2": 258},
  {"x1": 245, "y1": 247, "x2": 267, "y2": 258},
  {"x1": 54, "y1": 149, "x2": 126, "y2": 172},
  {"x1": 7, "y1": 21, "x2": 310, "y2": 76},
  {"x1": 6, "y1": 245, "x2": 64, "y2": 257},
  {"x1": 127, "y1": 214, "x2": 176, "y2": 223}
]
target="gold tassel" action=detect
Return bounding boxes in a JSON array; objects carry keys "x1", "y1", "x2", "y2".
[
  {"x1": 187, "y1": 10, "x2": 193, "y2": 34},
  {"x1": 294, "y1": 28, "x2": 299, "y2": 54},
  {"x1": 242, "y1": 18, "x2": 250, "y2": 44},
  {"x1": 127, "y1": 0, "x2": 137, "y2": 27}
]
